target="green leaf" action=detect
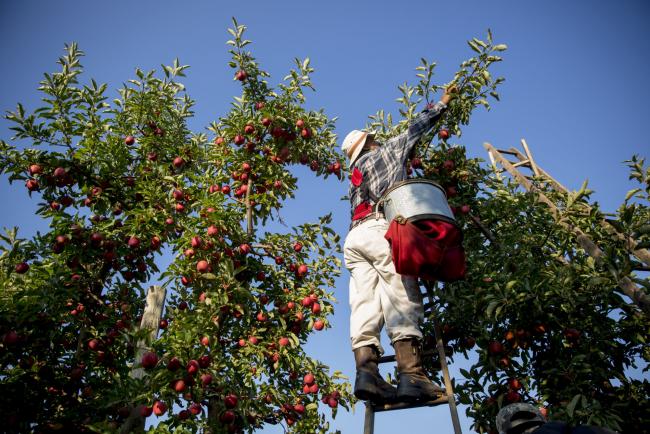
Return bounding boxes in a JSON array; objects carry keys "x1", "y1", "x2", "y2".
[
  {"x1": 467, "y1": 40, "x2": 481, "y2": 53},
  {"x1": 567, "y1": 393, "x2": 582, "y2": 417},
  {"x1": 493, "y1": 44, "x2": 508, "y2": 51},
  {"x1": 486, "y1": 301, "x2": 499, "y2": 317},
  {"x1": 625, "y1": 188, "x2": 641, "y2": 201}
]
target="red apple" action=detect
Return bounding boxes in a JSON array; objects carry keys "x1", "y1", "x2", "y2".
[
  {"x1": 25, "y1": 179, "x2": 40, "y2": 191},
  {"x1": 239, "y1": 243, "x2": 251, "y2": 255},
  {"x1": 53, "y1": 167, "x2": 67, "y2": 178},
  {"x1": 446, "y1": 186, "x2": 458, "y2": 198},
  {"x1": 443, "y1": 159, "x2": 455, "y2": 171},
  {"x1": 278, "y1": 337, "x2": 290, "y2": 347},
  {"x1": 187, "y1": 359, "x2": 200, "y2": 375},
  {"x1": 200, "y1": 336, "x2": 210, "y2": 346},
  {"x1": 235, "y1": 70, "x2": 248, "y2": 81},
  {"x1": 28, "y1": 164, "x2": 43, "y2": 175},
  {"x1": 220, "y1": 410, "x2": 235, "y2": 424},
  {"x1": 15, "y1": 262, "x2": 29, "y2": 274},
  {"x1": 224, "y1": 394, "x2": 238, "y2": 409},
  {"x1": 438, "y1": 129, "x2": 450, "y2": 140},
  {"x1": 88, "y1": 339, "x2": 100, "y2": 351},
  {"x1": 313, "y1": 320, "x2": 324, "y2": 331},
  {"x1": 296, "y1": 264, "x2": 308, "y2": 278},
  {"x1": 189, "y1": 402, "x2": 202, "y2": 416},
  {"x1": 564, "y1": 328, "x2": 581, "y2": 341},
  {"x1": 201, "y1": 373, "x2": 213, "y2": 386},
  {"x1": 173, "y1": 379, "x2": 186, "y2": 393},
  {"x1": 124, "y1": 135, "x2": 135, "y2": 146},
  {"x1": 127, "y1": 236, "x2": 140, "y2": 249},
  {"x1": 140, "y1": 406, "x2": 153, "y2": 417},
  {"x1": 505, "y1": 390, "x2": 521, "y2": 403},
  {"x1": 539, "y1": 407, "x2": 548, "y2": 419},
  {"x1": 172, "y1": 363, "x2": 192, "y2": 383},
  {"x1": 141, "y1": 351, "x2": 158, "y2": 369},
  {"x1": 488, "y1": 341, "x2": 504, "y2": 355},
  {"x1": 196, "y1": 260, "x2": 210, "y2": 273},
  {"x1": 173, "y1": 157, "x2": 185, "y2": 168},
  {"x1": 303, "y1": 373, "x2": 315, "y2": 385},
  {"x1": 508, "y1": 378, "x2": 522, "y2": 391},
  {"x1": 302, "y1": 296, "x2": 313, "y2": 307},
  {"x1": 4, "y1": 331, "x2": 19, "y2": 346},
  {"x1": 153, "y1": 401, "x2": 167, "y2": 416}
]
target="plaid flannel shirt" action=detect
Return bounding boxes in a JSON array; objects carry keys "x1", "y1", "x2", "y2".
[{"x1": 348, "y1": 101, "x2": 447, "y2": 222}]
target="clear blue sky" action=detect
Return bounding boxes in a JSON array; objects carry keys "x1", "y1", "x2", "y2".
[{"x1": 1, "y1": 1, "x2": 648, "y2": 433}]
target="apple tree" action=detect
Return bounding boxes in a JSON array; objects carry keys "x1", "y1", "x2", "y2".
[
  {"x1": 366, "y1": 32, "x2": 649, "y2": 433},
  {"x1": 0, "y1": 19, "x2": 352, "y2": 434}
]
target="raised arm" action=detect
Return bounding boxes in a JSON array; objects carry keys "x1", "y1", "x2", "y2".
[{"x1": 379, "y1": 85, "x2": 457, "y2": 163}]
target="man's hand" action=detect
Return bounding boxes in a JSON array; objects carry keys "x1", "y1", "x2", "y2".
[{"x1": 440, "y1": 84, "x2": 459, "y2": 105}]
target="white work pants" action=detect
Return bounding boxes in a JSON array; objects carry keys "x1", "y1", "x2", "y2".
[{"x1": 344, "y1": 217, "x2": 424, "y2": 355}]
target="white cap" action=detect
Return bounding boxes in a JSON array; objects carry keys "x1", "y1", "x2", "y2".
[{"x1": 341, "y1": 130, "x2": 374, "y2": 166}]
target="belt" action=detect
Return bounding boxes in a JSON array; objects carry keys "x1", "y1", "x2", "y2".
[{"x1": 350, "y1": 212, "x2": 385, "y2": 230}]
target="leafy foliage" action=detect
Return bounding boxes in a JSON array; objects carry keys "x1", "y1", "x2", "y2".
[
  {"x1": 0, "y1": 19, "x2": 352, "y2": 434},
  {"x1": 364, "y1": 31, "x2": 649, "y2": 433}
]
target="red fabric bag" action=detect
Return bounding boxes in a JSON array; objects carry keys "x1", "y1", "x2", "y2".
[{"x1": 384, "y1": 218, "x2": 466, "y2": 282}]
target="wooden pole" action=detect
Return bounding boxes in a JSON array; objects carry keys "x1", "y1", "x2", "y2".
[
  {"x1": 120, "y1": 285, "x2": 166, "y2": 434},
  {"x1": 434, "y1": 321, "x2": 463, "y2": 434},
  {"x1": 246, "y1": 178, "x2": 253, "y2": 236},
  {"x1": 363, "y1": 404, "x2": 375, "y2": 434}
]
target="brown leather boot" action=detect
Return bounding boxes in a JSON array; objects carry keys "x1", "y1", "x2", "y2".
[
  {"x1": 394, "y1": 338, "x2": 443, "y2": 402},
  {"x1": 353, "y1": 346, "x2": 397, "y2": 403}
]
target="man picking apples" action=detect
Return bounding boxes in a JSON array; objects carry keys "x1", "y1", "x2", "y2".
[{"x1": 341, "y1": 85, "x2": 457, "y2": 404}]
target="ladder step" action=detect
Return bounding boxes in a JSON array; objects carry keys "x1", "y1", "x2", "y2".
[
  {"x1": 368, "y1": 395, "x2": 450, "y2": 412},
  {"x1": 511, "y1": 160, "x2": 531, "y2": 168},
  {"x1": 495, "y1": 148, "x2": 520, "y2": 156},
  {"x1": 378, "y1": 350, "x2": 437, "y2": 364}
]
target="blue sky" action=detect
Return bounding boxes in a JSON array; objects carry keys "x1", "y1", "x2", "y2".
[{"x1": 1, "y1": 1, "x2": 648, "y2": 433}]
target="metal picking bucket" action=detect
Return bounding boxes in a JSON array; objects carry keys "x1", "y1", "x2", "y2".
[{"x1": 380, "y1": 179, "x2": 456, "y2": 224}]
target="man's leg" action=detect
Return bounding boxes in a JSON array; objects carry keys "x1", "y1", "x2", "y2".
[
  {"x1": 344, "y1": 224, "x2": 396, "y2": 403},
  {"x1": 370, "y1": 221, "x2": 443, "y2": 401}
]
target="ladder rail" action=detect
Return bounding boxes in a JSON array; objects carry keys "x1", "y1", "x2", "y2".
[
  {"x1": 484, "y1": 142, "x2": 650, "y2": 314},
  {"x1": 494, "y1": 142, "x2": 650, "y2": 266}
]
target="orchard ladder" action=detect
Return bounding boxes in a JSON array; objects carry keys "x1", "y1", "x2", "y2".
[
  {"x1": 484, "y1": 140, "x2": 650, "y2": 313},
  {"x1": 363, "y1": 284, "x2": 462, "y2": 434}
]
